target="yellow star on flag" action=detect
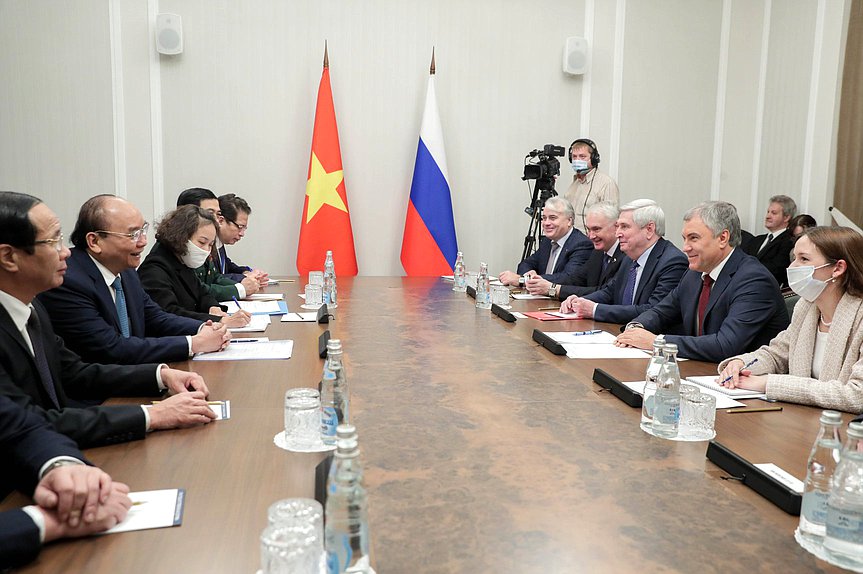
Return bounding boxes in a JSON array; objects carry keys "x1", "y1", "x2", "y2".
[{"x1": 305, "y1": 152, "x2": 346, "y2": 223}]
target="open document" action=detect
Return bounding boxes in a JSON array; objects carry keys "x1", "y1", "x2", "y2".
[
  {"x1": 544, "y1": 330, "x2": 651, "y2": 359},
  {"x1": 193, "y1": 339, "x2": 294, "y2": 361}
]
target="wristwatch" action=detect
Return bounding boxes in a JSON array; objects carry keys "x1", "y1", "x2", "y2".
[{"x1": 549, "y1": 284, "x2": 557, "y2": 298}]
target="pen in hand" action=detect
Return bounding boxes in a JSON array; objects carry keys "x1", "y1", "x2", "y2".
[
  {"x1": 719, "y1": 358, "x2": 759, "y2": 387},
  {"x1": 231, "y1": 296, "x2": 243, "y2": 312}
]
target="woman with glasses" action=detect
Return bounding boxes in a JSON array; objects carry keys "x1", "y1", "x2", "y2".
[
  {"x1": 718, "y1": 227, "x2": 863, "y2": 412},
  {"x1": 138, "y1": 206, "x2": 251, "y2": 328}
]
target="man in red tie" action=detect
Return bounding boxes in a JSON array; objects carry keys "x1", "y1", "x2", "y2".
[{"x1": 616, "y1": 201, "x2": 789, "y2": 362}]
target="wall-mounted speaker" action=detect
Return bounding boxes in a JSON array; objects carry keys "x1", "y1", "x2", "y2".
[
  {"x1": 563, "y1": 36, "x2": 589, "y2": 75},
  {"x1": 155, "y1": 13, "x2": 183, "y2": 56}
]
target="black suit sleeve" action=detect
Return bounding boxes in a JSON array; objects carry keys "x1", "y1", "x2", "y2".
[
  {"x1": 138, "y1": 258, "x2": 222, "y2": 322},
  {"x1": 0, "y1": 509, "x2": 42, "y2": 569}
]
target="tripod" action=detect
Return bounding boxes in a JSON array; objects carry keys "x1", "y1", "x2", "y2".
[{"x1": 520, "y1": 177, "x2": 557, "y2": 262}]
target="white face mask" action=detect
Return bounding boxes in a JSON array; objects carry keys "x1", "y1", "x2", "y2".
[
  {"x1": 572, "y1": 160, "x2": 589, "y2": 174},
  {"x1": 787, "y1": 263, "x2": 834, "y2": 302},
  {"x1": 181, "y1": 240, "x2": 211, "y2": 269}
]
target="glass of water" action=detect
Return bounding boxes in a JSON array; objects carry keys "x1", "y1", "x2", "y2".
[
  {"x1": 491, "y1": 285, "x2": 511, "y2": 309},
  {"x1": 283, "y1": 395, "x2": 322, "y2": 450},
  {"x1": 260, "y1": 522, "x2": 321, "y2": 574},
  {"x1": 679, "y1": 391, "x2": 716, "y2": 440},
  {"x1": 304, "y1": 284, "x2": 323, "y2": 307},
  {"x1": 308, "y1": 271, "x2": 324, "y2": 286}
]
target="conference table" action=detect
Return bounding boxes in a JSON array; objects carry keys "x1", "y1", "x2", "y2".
[{"x1": 2, "y1": 277, "x2": 850, "y2": 573}]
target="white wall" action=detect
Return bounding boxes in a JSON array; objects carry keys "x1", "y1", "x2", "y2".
[{"x1": 0, "y1": 0, "x2": 850, "y2": 276}]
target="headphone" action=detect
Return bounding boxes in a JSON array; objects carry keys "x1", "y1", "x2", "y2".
[{"x1": 568, "y1": 138, "x2": 600, "y2": 168}]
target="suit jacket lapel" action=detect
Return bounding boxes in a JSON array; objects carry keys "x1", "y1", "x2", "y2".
[
  {"x1": 820, "y1": 294, "x2": 863, "y2": 380},
  {"x1": 704, "y1": 249, "x2": 741, "y2": 319},
  {"x1": 634, "y1": 238, "x2": 664, "y2": 302},
  {"x1": 600, "y1": 246, "x2": 622, "y2": 284},
  {"x1": 0, "y1": 304, "x2": 33, "y2": 358},
  {"x1": 77, "y1": 249, "x2": 123, "y2": 332}
]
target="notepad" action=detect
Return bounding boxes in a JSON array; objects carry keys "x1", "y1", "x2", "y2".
[
  {"x1": 227, "y1": 314, "x2": 271, "y2": 332},
  {"x1": 686, "y1": 375, "x2": 767, "y2": 398},
  {"x1": 511, "y1": 293, "x2": 551, "y2": 300},
  {"x1": 222, "y1": 300, "x2": 287, "y2": 315},
  {"x1": 244, "y1": 293, "x2": 285, "y2": 301},
  {"x1": 102, "y1": 489, "x2": 185, "y2": 534},
  {"x1": 193, "y1": 339, "x2": 294, "y2": 361},
  {"x1": 209, "y1": 400, "x2": 231, "y2": 420},
  {"x1": 280, "y1": 312, "x2": 317, "y2": 322}
]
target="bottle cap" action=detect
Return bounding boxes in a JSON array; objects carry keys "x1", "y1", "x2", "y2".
[
  {"x1": 663, "y1": 343, "x2": 678, "y2": 353},
  {"x1": 327, "y1": 339, "x2": 343, "y2": 352},
  {"x1": 848, "y1": 421, "x2": 863, "y2": 438},
  {"x1": 336, "y1": 423, "x2": 356, "y2": 439},
  {"x1": 820, "y1": 410, "x2": 842, "y2": 425}
]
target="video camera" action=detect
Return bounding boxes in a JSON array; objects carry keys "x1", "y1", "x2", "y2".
[{"x1": 522, "y1": 144, "x2": 565, "y2": 182}]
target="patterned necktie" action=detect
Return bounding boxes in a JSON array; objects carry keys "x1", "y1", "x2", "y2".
[
  {"x1": 602, "y1": 253, "x2": 611, "y2": 272},
  {"x1": 621, "y1": 262, "x2": 640, "y2": 305},
  {"x1": 546, "y1": 241, "x2": 560, "y2": 274},
  {"x1": 113, "y1": 276, "x2": 131, "y2": 338},
  {"x1": 697, "y1": 275, "x2": 714, "y2": 336},
  {"x1": 26, "y1": 309, "x2": 60, "y2": 409}
]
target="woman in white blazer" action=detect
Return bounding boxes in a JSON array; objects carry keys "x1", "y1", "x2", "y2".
[{"x1": 718, "y1": 226, "x2": 863, "y2": 413}]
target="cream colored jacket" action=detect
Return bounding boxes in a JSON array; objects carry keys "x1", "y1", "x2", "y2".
[{"x1": 717, "y1": 293, "x2": 863, "y2": 413}]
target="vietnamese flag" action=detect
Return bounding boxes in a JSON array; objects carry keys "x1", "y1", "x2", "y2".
[{"x1": 297, "y1": 44, "x2": 358, "y2": 276}]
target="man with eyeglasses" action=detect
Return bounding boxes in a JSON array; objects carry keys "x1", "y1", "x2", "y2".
[
  {"x1": 0, "y1": 192, "x2": 217, "y2": 449},
  {"x1": 39, "y1": 195, "x2": 230, "y2": 365},
  {"x1": 216, "y1": 193, "x2": 269, "y2": 284},
  {"x1": 176, "y1": 188, "x2": 262, "y2": 302}
]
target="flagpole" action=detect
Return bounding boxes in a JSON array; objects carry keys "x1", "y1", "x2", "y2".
[
  {"x1": 323, "y1": 40, "x2": 329, "y2": 69},
  {"x1": 430, "y1": 46, "x2": 435, "y2": 75}
]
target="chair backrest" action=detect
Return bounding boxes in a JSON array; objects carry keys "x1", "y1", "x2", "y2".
[{"x1": 784, "y1": 293, "x2": 800, "y2": 318}]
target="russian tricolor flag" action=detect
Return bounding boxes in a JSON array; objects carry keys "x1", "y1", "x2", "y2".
[{"x1": 400, "y1": 55, "x2": 458, "y2": 276}]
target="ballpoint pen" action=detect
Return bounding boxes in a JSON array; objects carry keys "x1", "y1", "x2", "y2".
[
  {"x1": 231, "y1": 296, "x2": 243, "y2": 311},
  {"x1": 719, "y1": 358, "x2": 759, "y2": 386},
  {"x1": 229, "y1": 338, "x2": 261, "y2": 343},
  {"x1": 726, "y1": 406, "x2": 783, "y2": 414},
  {"x1": 570, "y1": 329, "x2": 602, "y2": 336},
  {"x1": 538, "y1": 306, "x2": 561, "y2": 310}
]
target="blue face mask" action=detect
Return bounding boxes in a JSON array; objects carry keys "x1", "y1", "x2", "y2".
[{"x1": 572, "y1": 160, "x2": 589, "y2": 173}]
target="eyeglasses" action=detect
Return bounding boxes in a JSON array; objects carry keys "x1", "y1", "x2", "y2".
[
  {"x1": 95, "y1": 222, "x2": 149, "y2": 242},
  {"x1": 34, "y1": 233, "x2": 65, "y2": 252},
  {"x1": 226, "y1": 219, "x2": 247, "y2": 232}
]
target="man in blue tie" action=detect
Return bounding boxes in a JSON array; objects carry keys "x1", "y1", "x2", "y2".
[
  {"x1": 498, "y1": 196, "x2": 593, "y2": 291},
  {"x1": 215, "y1": 193, "x2": 269, "y2": 283},
  {"x1": 560, "y1": 199, "x2": 688, "y2": 324},
  {"x1": 38, "y1": 195, "x2": 230, "y2": 365}
]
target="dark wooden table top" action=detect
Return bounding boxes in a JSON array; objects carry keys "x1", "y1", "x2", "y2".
[{"x1": 3, "y1": 277, "x2": 847, "y2": 572}]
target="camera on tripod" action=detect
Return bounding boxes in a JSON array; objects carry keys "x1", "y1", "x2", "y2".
[
  {"x1": 522, "y1": 144, "x2": 565, "y2": 182},
  {"x1": 520, "y1": 144, "x2": 565, "y2": 261}
]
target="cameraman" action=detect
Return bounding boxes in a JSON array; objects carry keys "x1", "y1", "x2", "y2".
[
  {"x1": 499, "y1": 197, "x2": 592, "y2": 290},
  {"x1": 564, "y1": 139, "x2": 619, "y2": 233}
]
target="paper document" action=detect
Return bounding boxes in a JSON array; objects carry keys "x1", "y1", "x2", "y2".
[
  {"x1": 686, "y1": 376, "x2": 767, "y2": 398},
  {"x1": 512, "y1": 312, "x2": 528, "y2": 319},
  {"x1": 562, "y1": 344, "x2": 649, "y2": 359},
  {"x1": 209, "y1": 400, "x2": 231, "y2": 420},
  {"x1": 103, "y1": 489, "x2": 185, "y2": 534},
  {"x1": 222, "y1": 300, "x2": 287, "y2": 315},
  {"x1": 193, "y1": 339, "x2": 294, "y2": 361},
  {"x1": 244, "y1": 293, "x2": 285, "y2": 301},
  {"x1": 511, "y1": 293, "x2": 551, "y2": 300},
  {"x1": 280, "y1": 312, "x2": 317, "y2": 322},
  {"x1": 546, "y1": 331, "x2": 618, "y2": 344},
  {"x1": 227, "y1": 314, "x2": 271, "y2": 333},
  {"x1": 620, "y1": 380, "x2": 745, "y2": 409},
  {"x1": 441, "y1": 275, "x2": 454, "y2": 281}
]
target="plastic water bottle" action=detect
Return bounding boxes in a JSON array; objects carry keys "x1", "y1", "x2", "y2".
[
  {"x1": 651, "y1": 343, "x2": 681, "y2": 438},
  {"x1": 325, "y1": 425, "x2": 371, "y2": 573},
  {"x1": 640, "y1": 336, "x2": 666, "y2": 432},
  {"x1": 453, "y1": 252, "x2": 466, "y2": 292},
  {"x1": 320, "y1": 339, "x2": 349, "y2": 446},
  {"x1": 323, "y1": 250, "x2": 338, "y2": 306},
  {"x1": 798, "y1": 410, "x2": 843, "y2": 546},
  {"x1": 824, "y1": 421, "x2": 863, "y2": 569},
  {"x1": 476, "y1": 262, "x2": 491, "y2": 309}
]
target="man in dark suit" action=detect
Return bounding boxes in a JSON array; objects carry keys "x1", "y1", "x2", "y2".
[
  {"x1": 561, "y1": 199, "x2": 688, "y2": 324},
  {"x1": 499, "y1": 196, "x2": 593, "y2": 290},
  {"x1": 216, "y1": 193, "x2": 269, "y2": 283},
  {"x1": 742, "y1": 194, "x2": 797, "y2": 287},
  {"x1": 617, "y1": 201, "x2": 789, "y2": 362},
  {"x1": 38, "y1": 195, "x2": 229, "y2": 365},
  {"x1": 527, "y1": 201, "x2": 622, "y2": 299},
  {"x1": 0, "y1": 192, "x2": 216, "y2": 449},
  {"x1": 0, "y1": 394, "x2": 131, "y2": 569}
]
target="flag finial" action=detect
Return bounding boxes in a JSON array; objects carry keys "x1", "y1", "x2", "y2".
[
  {"x1": 430, "y1": 47, "x2": 436, "y2": 75},
  {"x1": 323, "y1": 40, "x2": 329, "y2": 69}
]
